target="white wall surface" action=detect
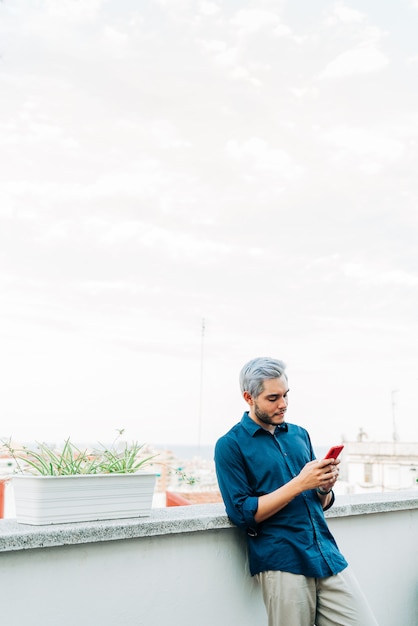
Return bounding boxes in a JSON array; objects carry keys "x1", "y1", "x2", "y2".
[
  {"x1": 0, "y1": 498, "x2": 417, "y2": 626},
  {"x1": 0, "y1": 527, "x2": 265, "y2": 626},
  {"x1": 328, "y1": 509, "x2": 418, "y2": 626}
]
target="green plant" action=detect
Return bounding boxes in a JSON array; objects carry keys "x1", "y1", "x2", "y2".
[
  {"x1": 1, "y1": 429, "x2": 197, "y2": 485},
  {"x1": 95, "y1": 439, "x2": 157, "y2": 475},
  {"x1": 1, "y1": 430, "x2": 157, "y2": 476},
  {"x1": 2, "y1": 437, "x2": 96, "y2": 475}
]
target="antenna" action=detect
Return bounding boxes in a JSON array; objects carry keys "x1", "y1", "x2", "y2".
[
  {"x1": 391, "y1": 389, "x2": 399, "y2": 442},
  {"x1": 197, "y1": 318, "x2": 205, "y2": 453}
]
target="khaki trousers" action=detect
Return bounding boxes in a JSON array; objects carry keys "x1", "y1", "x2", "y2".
[{"x1": 256, "y1": 567, "x2": 378, "y2": 626}]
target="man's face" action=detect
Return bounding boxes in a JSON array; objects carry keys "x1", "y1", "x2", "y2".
[{"x1": 244, "y1": 376, "x2": 289, "y2": 431}]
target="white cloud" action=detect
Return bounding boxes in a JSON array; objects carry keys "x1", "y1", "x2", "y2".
[
  {"x1": 322, "y1": 126, "x2": 405, "y2": 160},
  {"x1": 343, "y1": 263, "x2": 418, "y2": 288},
  {"x1": 0, "y1": 162, "x2": 197, "y2": 227},
  {"x1": 101, "y1": 221, "x2": 232, "y2": 262},
  {"x1": 229, "y1": 7, "x2": 293, "y2": 42},
  {"x1": 198, "y1": 1, "x2": 220, "y2": 17},
  {"x1": 290, "y1": 86, "x2": 319, "y2": 99},
  {"x1": 102, "y1": 25, "x2": 129, "y2": 58},
  {"x1": 231, "y1": 9, "x2": 285, "y2": 36},
  {"x1": 44, "y1": 0, "x2": 104, "y2": 22},
  {"x1": 198, "y1": 39, "x2": 262, "y2": 85},
  {"x1": 38, "y1": 219, "x2": 74, "y2": 242},
  {"x1": 229, "y1": 65, "x2": 262, "y2": 86},
  {"x1": 148, "y1": 120, "x2": 193, "y2": 150},
  {"x1": 154, "y1": 0, "x2": 194, "y2": 10},
  {"x1": 225, "y1": 137, "x2": 303, "y2": 180},
  {"x1": 201, "y1": 40, "x2": 239, "y2": 68},
  {"x1": 73, "y1": 279, "x2": 155, "y2": 297},
  {"x1": 37, "y1": 215, "x2": 233, "y2": 264},
  {"x1": 321, "y1": 125, "x2": 405, "y2": 174},
  {"x1": 327, "y1": 2, "x2": 366, "y2": 24},
  {"x1": 319, "y1": 44, "x2": 389, "y2": 78},
  {"x1": 1, "y1": 114, "x2": 79, "y2": 149}
]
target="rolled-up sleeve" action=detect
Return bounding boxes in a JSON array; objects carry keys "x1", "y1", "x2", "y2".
[{"x1": 215, "y1": 435, "x2": 259, "y2": 529}]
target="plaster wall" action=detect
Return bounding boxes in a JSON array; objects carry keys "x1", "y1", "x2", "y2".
[
  {"x1": 0, "y1": 527, "x2": 265, "y2": 626},
  {"x1": 0, "y1": 493, "x2": 417, "y2": 626}
]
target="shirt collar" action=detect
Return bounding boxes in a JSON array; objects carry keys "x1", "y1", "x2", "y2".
[
  {"x1": 274, "y1": 423, "x2": 288, "y2": 434},
  {"x1": 241, "y1": 412, "x2": 288, "y2": 437}
]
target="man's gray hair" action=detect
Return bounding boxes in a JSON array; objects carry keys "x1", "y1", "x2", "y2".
[{"x1": 239, "y1": 357, "x2": 287, "y2": 398}]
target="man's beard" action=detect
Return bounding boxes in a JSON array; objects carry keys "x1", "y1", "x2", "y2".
[{"x1": 254, "y1": 403, "x2": 282, "y2": 426}]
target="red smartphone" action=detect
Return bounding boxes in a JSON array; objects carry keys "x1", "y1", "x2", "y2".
[{"x1": 324, "y1": 444, "x2": 344, "y2": 459}]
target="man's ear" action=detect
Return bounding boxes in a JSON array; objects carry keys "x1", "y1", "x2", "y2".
[{"x1": 243, "y1": 391, "x2": 253, "y2": 406}]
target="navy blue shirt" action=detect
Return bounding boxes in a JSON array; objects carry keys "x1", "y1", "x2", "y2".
[{"x1": 214, "y1": 412, "x2": 348, "y2": 577}]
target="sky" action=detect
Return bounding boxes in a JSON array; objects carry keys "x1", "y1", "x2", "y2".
[{"x1": 1, "y1": 0, "x2": 418, "y2": 450}]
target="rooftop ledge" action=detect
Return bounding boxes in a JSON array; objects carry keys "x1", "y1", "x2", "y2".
[{"x1": 1, "y1": 489, "x2": 417, "y2": 553}]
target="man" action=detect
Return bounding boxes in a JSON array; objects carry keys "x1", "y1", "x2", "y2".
[{"x1": 214, "y1": 357, "x2": 378, "y2": 626}]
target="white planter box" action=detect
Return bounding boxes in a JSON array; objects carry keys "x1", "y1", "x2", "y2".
[{"x1": 12, "y1": 472, "x2": 157, "y2": 525}]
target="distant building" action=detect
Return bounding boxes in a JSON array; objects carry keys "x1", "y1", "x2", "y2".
[{"x1": 339, "y1": 440, "x2": 418, "y2": 493}]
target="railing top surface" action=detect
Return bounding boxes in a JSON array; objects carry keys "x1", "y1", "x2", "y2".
[{"x1": 0, "y1": 490, "x2": 417, "y2": 553}]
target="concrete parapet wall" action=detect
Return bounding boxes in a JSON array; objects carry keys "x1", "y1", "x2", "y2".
[{"x1": 0, "y1": 490, "x2": 417, "y2": 626}]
